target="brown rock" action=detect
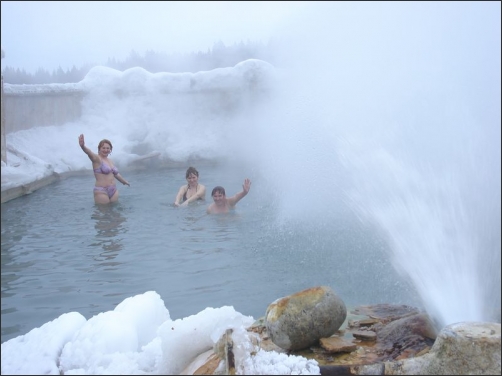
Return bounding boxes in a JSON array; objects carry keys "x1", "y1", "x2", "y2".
[
  {"x1": 383, "y1": 322, "x2": 501, "y2": 375},
  {"x1": 265, "y1": 286, "x2": 347, "y2": 351},
  {"x1": 320, "y1": 336, "x2": 358, "y2": 353},
  {"x1": 375, "y1": 313, "x2": 436, "y2": 360},
  {"x1": 351, "y1": 304, "x2": 419, "y2": 323},
  {"x1": 358, "y1": 318, "x2": 380, "y2": 327},
  {"x1": 377, "y1": 313, "x2": 437, "y2": 343},
  {"x1": 352, "y1": 330, "x2": 377, "y2": 341}
]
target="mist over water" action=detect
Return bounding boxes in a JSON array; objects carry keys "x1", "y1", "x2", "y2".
[
  {"x1": 245, "y1": 2, "x2": 501, "y2": 328},
  {"x1": 4, "y1": 2, "x2": 499, "y2": 331}
]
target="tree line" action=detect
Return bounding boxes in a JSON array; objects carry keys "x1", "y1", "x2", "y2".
[{"x1": 1, "y1": 40, "x2": 277, "y2": 85}]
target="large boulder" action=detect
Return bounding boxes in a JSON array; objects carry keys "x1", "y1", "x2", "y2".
[
  {"x1": 383, "y1": 321, "x2": 501, "y2": 375},
  {"x1": 265, "y1": 286, "x2": 347, "y2": 351}
]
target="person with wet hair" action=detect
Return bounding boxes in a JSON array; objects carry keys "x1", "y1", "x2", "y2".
[
  {"x1": 79, "y1": 134, "x2": 130, "y2": 204},
  {"x1": 207, "y1": 178, "x2": 251, "y2": 214},
  {"x1": 174, "y1": 166, "x2": 206, "y2": 207}
]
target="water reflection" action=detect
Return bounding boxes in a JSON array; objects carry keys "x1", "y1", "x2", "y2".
[{"x1": 90, "y1": 204, "x2": 127, "y2": 262}]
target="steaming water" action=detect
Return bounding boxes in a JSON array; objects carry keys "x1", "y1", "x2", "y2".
[
  {"x1": 1, "y1": 164, "x2": 421, "y2": 344},
  {"x1": 2, "y1": 1, "x2": 500, "y2": 343},
  {"x1": 254, "y1": 2, "x2": 502, "y2": 328}
]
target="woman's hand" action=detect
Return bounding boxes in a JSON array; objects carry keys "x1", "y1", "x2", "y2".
[
  {"x1": 78, "y1": 134, "x2": 85, "y2": 148},
  {"x1": 242, "y1": 178, "x2": 251, "y2": 194}
]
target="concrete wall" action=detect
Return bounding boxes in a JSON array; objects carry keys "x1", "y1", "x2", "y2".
[
  {"x1": 2, "y1": 90, "x2": 85, "y2": 134},
  {"x1": 1, "y1": 85, "x2": 84, "y2": 164}
]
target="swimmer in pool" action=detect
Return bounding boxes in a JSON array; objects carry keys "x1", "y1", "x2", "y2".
[
  {"x1": 174, "y1": 166, "x2": 206, "y2": 207},
  {"x1": 79, "y1": 134, "x2": 130, "y2": 204},
  {"x1": 207, "y1": 178, "x2": 251, "y2": 214}
]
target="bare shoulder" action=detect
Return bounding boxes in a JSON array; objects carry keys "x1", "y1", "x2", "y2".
[{"x1": 89, "y1": 152, "x2": 101, "y2": 164}]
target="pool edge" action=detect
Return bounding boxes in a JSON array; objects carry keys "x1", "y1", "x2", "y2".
[{"x1": 1, "y1": 173, "x2": 61, "y2": 203}]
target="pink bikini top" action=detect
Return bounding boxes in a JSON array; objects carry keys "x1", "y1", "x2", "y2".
[{"x1": 93, "y1": 160, "x2": 118, "y2": 175}]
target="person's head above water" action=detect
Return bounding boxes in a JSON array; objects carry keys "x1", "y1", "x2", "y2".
[
  {"x1": 207, "y1": 179, "x2": 251, "y2": 214},
  {"x1": 211, "y1": 186, "x2": 225, "y2": 196},
  {"x1": 185, "y1": 166, "x2": 199, "y2": 179},
  {"x1": 174, "y1": 166, "x2": 206, "y2": 207}
]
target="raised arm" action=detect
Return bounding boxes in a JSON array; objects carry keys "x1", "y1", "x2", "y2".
[
  {"x1": 227, "y1": 178, "x2": 251, "y2": 207},
  {"x1": 78, "y1": 134, "x2": 100, "y2": 164}
]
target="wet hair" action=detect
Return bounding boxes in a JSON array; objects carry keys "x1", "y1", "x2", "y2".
[
  {"x1": 185, "y1": 166, "x2": 199, "y2": 178},
  {"x1": 98, "y1": 139, "x2": 113, "y2": 151},
  {"x1": 211, "y1": 186, "x2": 226, "y2": 196}
]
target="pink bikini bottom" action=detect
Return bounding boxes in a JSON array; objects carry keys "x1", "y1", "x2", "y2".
[{"x1": 93, "y1": 185, "x2": 117, "y2": 199}]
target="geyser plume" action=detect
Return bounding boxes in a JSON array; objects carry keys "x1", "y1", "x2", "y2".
[{"x1": 244, "y1": 2, "x2": 501, "y2": 328}]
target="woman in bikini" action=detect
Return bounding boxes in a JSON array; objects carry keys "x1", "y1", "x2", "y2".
[
  {"x1": 79, "y1": 134, "x2": 130, "y2": 204},
  {"x1": 174, "y1": 166, "x2": 206, "y2": 207}
]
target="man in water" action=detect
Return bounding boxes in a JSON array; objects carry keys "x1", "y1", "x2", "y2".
[{"x1": 207, "y1": 178, "x2": 251, "y2": 214}]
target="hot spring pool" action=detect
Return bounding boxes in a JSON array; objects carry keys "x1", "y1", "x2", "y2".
[{"x1": 1, "y1": 163, "x2": 421, "y2": 343}]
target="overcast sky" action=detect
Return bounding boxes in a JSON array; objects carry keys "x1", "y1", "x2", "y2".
[
  {"x1": 1, "y1": 1, "x2": 308, "y2": 74},
  {"x1": 1, "y1": 1, "x2": 500, "y2": 79}
]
